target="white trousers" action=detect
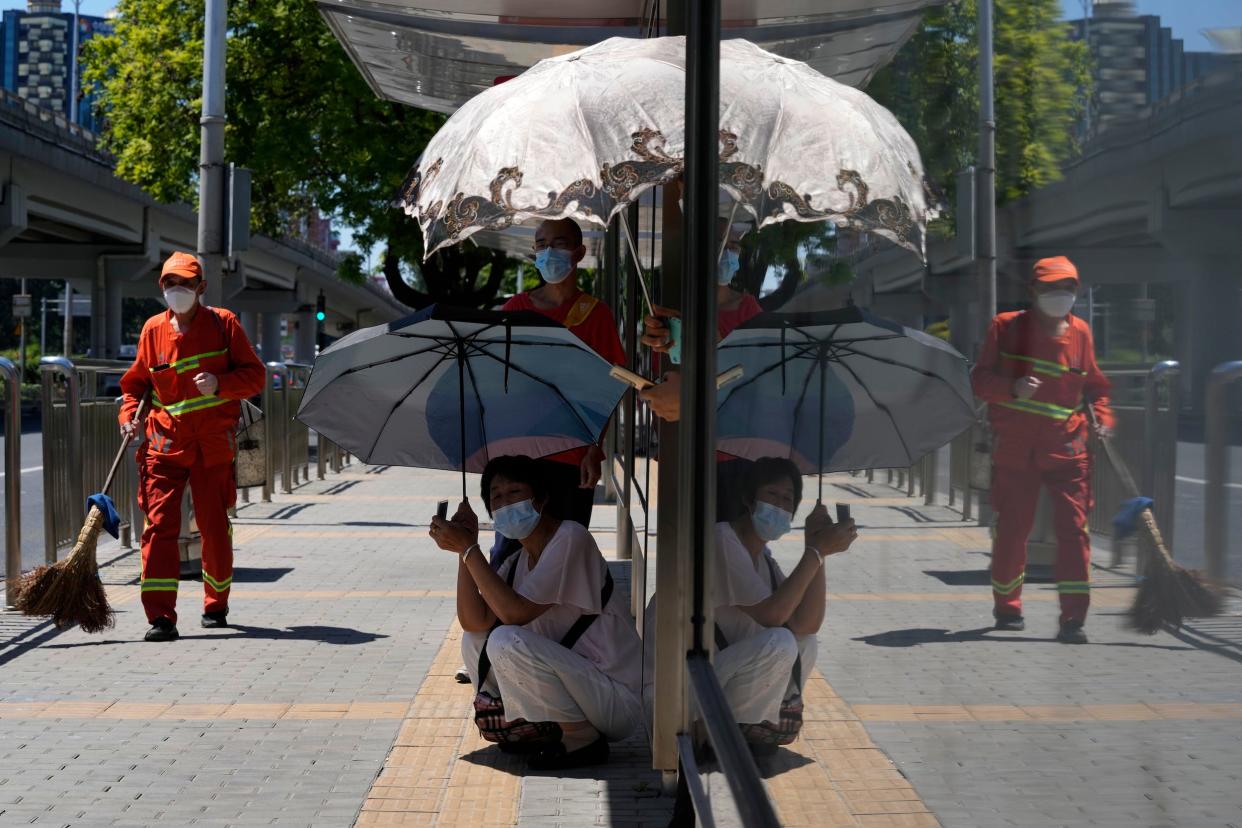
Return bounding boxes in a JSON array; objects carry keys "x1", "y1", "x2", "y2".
[
  {"x1": 461, "y1": 626, "x2": 643, "y2": 742},
  {"x1": 713, "y1": 628, "x2": 818, "y2": 725}
]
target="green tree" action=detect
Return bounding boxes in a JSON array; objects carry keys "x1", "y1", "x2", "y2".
[
  {"x1": 82, "y1": 0, "x2": 512, "y2": 309},
  {"x1": 868, "y1": 0, "x2": 1091, "y2": 225}
]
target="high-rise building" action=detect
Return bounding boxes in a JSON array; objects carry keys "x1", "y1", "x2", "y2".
[
  {"x1": 0, "y1": 0, "x2": 112, "y2": 132},
  {"x1": 1070, "y1": 0, "x2": 1237, "y2": 135}
]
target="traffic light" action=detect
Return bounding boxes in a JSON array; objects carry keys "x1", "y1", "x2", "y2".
[{"x1": 315, "y1": 291, "x2": 327, "y2": 352}]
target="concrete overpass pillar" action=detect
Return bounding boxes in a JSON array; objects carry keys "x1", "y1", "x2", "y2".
[
  {"x1": 260, "y1": 312, "x2": 283, "y2": 363},
  {"x1": 105, "y1": 281, "x2": 123, "y2": 360},
  {"x1": 1185, "y1": 256, "x2": 1242, "y2": 415},
  {"x1": 238, "y1": 311, "x2": 259, "y2": 345},
  {"x1": 294, "y1": 314, "x2": 316, "y2": 364}
]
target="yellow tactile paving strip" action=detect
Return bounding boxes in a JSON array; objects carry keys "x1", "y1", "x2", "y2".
[
  {"x1": 355, "y1": 621, "x2": 524, "y2": 827},
  {"x1": 852, "y1": 702, "x2": 1242, "y2": 722},
  {"x1": 0, "y1": 701, "x2": 411, "y2": 720}
]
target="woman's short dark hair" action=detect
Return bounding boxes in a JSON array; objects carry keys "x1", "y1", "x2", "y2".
[
  {"x1": 480, "y1": 455, "x2": 549, "y2": 516},
  {"x1": 740, "y1": 457, "x2": 803, "y2": 511}
]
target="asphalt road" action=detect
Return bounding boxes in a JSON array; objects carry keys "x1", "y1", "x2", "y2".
[{"x1": 0, "y1": 427, "x2": 49, "y2": 573}]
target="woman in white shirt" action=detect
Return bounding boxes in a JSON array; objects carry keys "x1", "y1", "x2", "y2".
[
  {"x1": 429, "y1": 454, "x2": 642, "y2": 770},
  {"x1": 709, "y1": 456, "x2": 857, "y2": 753}
]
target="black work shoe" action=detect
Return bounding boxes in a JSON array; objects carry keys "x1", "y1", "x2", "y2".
[
  {"x1": 993, "y1": 613, "x2": 1025, "y2": 632},
  {"x1": 144, "y1": 618, "x2": 179, "y2": 642},
  {"x1": 527, "y1": 735, "x2": 609, "y2": 770},
  {"x1": 1057, "y1": 620, "x2": 1088, "y2": 644},
  {"x1": 201, "y1": 611, "x2": 229, "y2": 628}
]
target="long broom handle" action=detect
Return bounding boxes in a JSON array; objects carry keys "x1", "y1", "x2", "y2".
[
  {"x1": 101, "y1": 392, "x2": 153, "y2": 498},
  {"x1": 1085, "y1": 402, "x2": 1176, "y2": 566}
]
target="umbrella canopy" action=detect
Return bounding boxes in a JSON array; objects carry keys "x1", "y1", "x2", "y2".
[
  {"x1": 397, "y1": 35, "x2": 935, "y2": 259},
  {"x1": 715, "y1": 309, "x2": 975, "y2": 479},
  {"x1": 296, "y1": 306, "x2": 626, "y2": 491}
]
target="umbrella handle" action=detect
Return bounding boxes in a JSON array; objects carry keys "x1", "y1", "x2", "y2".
[
  {"x1": 103, "y1": 391, "x2": 152, "y2": 497},
  {"x1": 618, "y1": 211, "x2": 656, "y2": 318}
]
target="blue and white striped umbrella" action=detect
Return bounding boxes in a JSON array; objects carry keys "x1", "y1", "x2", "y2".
[
  {"x1": 716, "y1": 308, "x2": 974, "y2": 489},
  {"x1": 296, "y1": 305, "x2": 626, "y2": 494}
]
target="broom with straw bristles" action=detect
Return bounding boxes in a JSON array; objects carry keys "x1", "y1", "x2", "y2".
[
  {"x1": 1086, "y1": 405, "x2": 1222, "y2": 633},
  {"x1": 14, "y1": 392, "x2": 151, "y2": 633}
]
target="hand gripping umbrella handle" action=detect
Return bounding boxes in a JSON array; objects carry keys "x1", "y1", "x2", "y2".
[{"x1": 103, "y1": 391, "x2": 153, "y2": 498}]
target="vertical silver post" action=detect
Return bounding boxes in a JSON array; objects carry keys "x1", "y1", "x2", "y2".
[
  {"x1": 62, "y1": 282, "x2": 73, "y2": 356},
  {"x1": 1204, "y1": 362, "x2": 1242, "y2": 585},
  {"x1": 197, "y1": 0, "x2": 228, "y2": 308},
  {"x1": 2, "y1": 358, "x2": 21, "y2": 608}
]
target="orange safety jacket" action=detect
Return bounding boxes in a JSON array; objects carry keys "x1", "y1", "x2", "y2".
[
  {"x1": 970, "y1": 310, "x2": 1114, "y2": 469},
  {"x1": 119, "y1": 306, "x2": 265, "y2": 466}
]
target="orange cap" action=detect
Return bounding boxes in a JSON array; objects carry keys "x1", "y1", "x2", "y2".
[
  {"x1": 160, "y1": 251, "x2": 203, "y2": 283},
  {"x1": 1032, "y1": 256, "x2": 1079, "y2": 284}
]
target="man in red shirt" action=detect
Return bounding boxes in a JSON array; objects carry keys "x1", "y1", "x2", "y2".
[
  {"x1": 119, "y1": 252, "x2": 265, "y2": 642},
  {"x1": 501, "y1": 218, "x2": 626, "y2": 531},
  {"x1": 970, "y1": 256, "x2": 1113, "y2": 644}
]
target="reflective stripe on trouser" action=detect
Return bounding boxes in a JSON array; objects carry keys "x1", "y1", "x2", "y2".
[
  {"x1": 461, "y1": 626, "x2": 642, "y2": 742},
  {"x1": 990, "y1": 458, "x2": 1092, "y2": 624},
  {"x1": 711, "y1": 628, "x2": 818, "y2": 725},
  {"x1": 137, "y1": 443, "x2": 236, "y2": 625}
]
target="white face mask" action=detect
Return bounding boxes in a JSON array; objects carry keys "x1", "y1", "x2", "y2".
[
  {"x1": 163, "y1": 286, "x2": 199, "y2": 314},
  {"x1": 1035, "y1": 290, "x2": 1076, "y2": 319}
]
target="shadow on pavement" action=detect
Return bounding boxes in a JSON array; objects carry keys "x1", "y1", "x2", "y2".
[
  {"x1": 922, "y1": 569, "x2": 992, "y2": 587},
  {"x1": 854, "y1": 626, "x2": 1194, "y2": 651},
  {"x1": 41, "y1": 624, "x2": 389, "y2": 647},
  {"x1": 231, "y1": 567, "x2": 295, "y2": 582}
]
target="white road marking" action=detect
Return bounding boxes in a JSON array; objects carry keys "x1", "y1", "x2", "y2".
[{"x1": 1176, "y1": 475, "x2": 1242, "y2": 490}]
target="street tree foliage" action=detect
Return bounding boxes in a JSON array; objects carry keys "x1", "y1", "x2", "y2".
[
  {"x1": 81, "y1": 0, "x2": 513, "y2": 308},
  {"x1": 869, "y1": 0, "x2": 1091, "y2": 227}
]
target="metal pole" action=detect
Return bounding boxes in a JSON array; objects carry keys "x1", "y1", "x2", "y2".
[
  {"x1": 41, "y1": 297, "x2": 47, "y2": 360},
  {"x1": 197, "y1": 0, "x2": 228, "y2": 309},
  {"x1": 1204, "y1": 361, "x2": 1242, "y2": 585},
  {"x1": 977, "y1": 0, "x2": 997, "y2": 338},
  {"x1": 62, "y1": 281, "x2": 73, "y2": 356},
  {"x1": 1142, "y1": 361, "x2": 1179, "y2": 499},
  {"x1": 2, "y1": 358, "x2": 21, "y2": 608},
  {"x1": 18, "y1": 279, "x2": 27, "y2": 380}
]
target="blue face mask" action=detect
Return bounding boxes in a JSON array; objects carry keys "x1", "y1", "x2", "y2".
[
  {"x1": 534, "y1": 248, "x2": 573, "y2": 284},
  {"x1": 492, "y1": 498, "x2": 542, "y2": 540},
  {"x1": 751, "y1": 501, "x2": 793, "y2": 542},
  {"x1": 717, "y1": 249, "x2": 740, "y2": 285}
]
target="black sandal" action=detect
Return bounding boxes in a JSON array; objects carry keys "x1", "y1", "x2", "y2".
[{"x1": 527, "y1": 735, "x2": 609, "y2": 770}]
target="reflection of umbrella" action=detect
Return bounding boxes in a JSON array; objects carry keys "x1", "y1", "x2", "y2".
[
  {"x1": 716, "y1": 309, "x2": 974, "y2": 494},
  {"x1": 397, "y1": 36, "x2": 935, "y2": 259},
  {"x1": 296, "y1": 306, "x2": 625, "y2": 496}
]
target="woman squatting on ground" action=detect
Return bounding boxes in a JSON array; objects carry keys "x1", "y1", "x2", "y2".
[{"x1": 428, "y1": 455, "x2": 643, "y2": 770}]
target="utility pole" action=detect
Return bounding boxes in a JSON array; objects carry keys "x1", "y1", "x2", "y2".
[
  {"x1": 977, "y1": 0, "x2": 997, "y2": 340},
  {"x1": 62, "y1": 281, "x2": 72, "y2": 356},
  {"x1": 197, "y1": 0, "x2": 227, "y2": 308}
]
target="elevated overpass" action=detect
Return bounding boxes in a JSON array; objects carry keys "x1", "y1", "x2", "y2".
[{"x1": 0, "y1": 89, "x2": 407, "y2": 363}]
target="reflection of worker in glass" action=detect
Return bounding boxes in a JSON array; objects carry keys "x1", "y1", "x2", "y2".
[
  {"x1": 644, "y1": 458, "x2": 858, "y2": 756},
  {"x1": 971, "y1": 256, "x2": 1113, "y2": 644}
]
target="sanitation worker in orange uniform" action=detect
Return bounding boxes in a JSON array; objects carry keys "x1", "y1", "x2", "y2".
[
  {"x1": 970, "y1": 256, "x2": 1113, "y2": 644},
  {"x1": 119, "y1": 252, "x2": 265, "y2": 642}
]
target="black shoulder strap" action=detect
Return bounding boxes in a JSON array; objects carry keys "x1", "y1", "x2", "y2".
[
  {"x1": 474, "y1": 561, "x2": 614, "y2": 692},
  {"x1": 558, "y1": 569, "x2": 614, "y2": 652},
  {"x1": 475, "y1": 557, "x2": 520, "y2": 691}
]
